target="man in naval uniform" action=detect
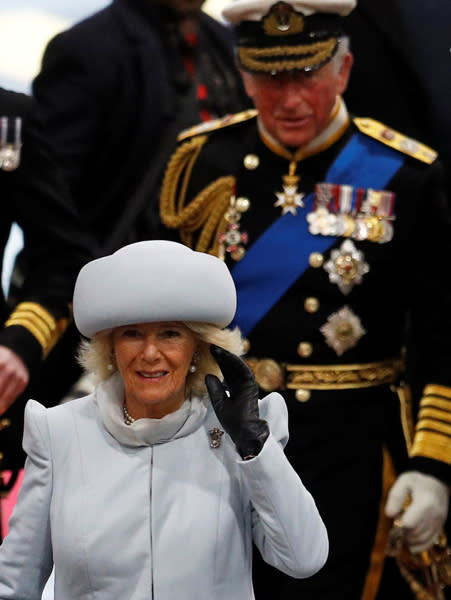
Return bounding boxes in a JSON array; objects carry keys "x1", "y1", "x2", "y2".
[
  {"x1": 0, "y1": 87, "x2": 93, "y2": 475},
  {"x1": 159, "y1": 1, "x2": 451, "y2": 598}
]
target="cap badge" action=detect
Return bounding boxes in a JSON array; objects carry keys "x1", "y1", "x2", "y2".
[{"x1": 263, "y1": 2, "x2": 305, "y2": 36}]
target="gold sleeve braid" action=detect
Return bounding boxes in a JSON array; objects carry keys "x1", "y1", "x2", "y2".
[
  {"x1": 5, "y1": 302, "x2": 71, "y2": 358},
  {"x1": 160, "y1": 134, "x2": 236, "y2": 255},
  {"x1": 410, "y1": 384, "x2": 451, "y2": 464}
]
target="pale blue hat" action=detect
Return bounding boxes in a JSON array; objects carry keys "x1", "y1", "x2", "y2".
[{"x1": 73, "y1": 241, "x2": 237, "y2": 337}]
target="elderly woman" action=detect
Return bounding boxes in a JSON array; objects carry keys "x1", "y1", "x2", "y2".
[{"x1": 0, "y1": 240, "x2": 328, "y2": 599}]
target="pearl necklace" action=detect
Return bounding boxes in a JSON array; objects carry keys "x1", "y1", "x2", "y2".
[{"x1": 123, "y1": 402, "x2": 136, "y2": 426}]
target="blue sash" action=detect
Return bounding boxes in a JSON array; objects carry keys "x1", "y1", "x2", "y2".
[{"x1": 230, "y1": 132, "x2": 405, "y2": 335}]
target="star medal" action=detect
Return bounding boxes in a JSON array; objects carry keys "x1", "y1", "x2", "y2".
[
  {"x1": 324, "y1": 240, "x2": 369, "y2": 295},
  {"x1": 320, "y1": 305, "x2": 366, "y2": 356},
  {"x1": 274, "y1": 161, "x2": 304, "y2": 215}
]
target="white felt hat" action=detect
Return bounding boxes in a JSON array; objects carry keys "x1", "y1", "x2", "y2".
[{"x1": 73, "y1": 241, "x2": 237, "y2": 337}]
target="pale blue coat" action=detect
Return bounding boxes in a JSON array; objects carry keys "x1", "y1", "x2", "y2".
[{"x1": 0, "y1": 379, "x2": 328, "y2": 599}]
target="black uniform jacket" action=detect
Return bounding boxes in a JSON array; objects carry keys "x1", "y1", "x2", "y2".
[
  {"x1": 0, "y1": 88, "x2": 94, "y2": 469},
  {"x1": 32, "y1": 0, "x2": 250, "y2": 249},
  {"x1": 161, "y1": 110, "x2": 451, "y2": 484}
]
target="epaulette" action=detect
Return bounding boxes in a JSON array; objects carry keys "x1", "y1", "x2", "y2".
[
  {"x1": 353, "y1": 117, "x2": 438, "y2": 165},
  {"x1": 177, "y1": 109, "x2": 258, "y2": 142}
]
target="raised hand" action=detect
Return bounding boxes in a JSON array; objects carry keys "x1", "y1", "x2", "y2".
[{"x1": 205, "y1": 345, "x2": 269, "y2": 459}]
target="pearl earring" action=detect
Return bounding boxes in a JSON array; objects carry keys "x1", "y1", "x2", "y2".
[{"x1": 189, "y1": 364, "x2": 197, "y2": 373}]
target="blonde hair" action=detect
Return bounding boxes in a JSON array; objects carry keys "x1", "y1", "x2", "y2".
[{"x1": 77, "y1": 322, "x2": 244, "y2": 396}]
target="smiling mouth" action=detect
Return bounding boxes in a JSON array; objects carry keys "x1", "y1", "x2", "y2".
[{"x1": 137, "y1": 371, "x2": 167, "y2": 379}]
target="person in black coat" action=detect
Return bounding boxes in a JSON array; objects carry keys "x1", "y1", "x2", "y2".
[
  {"x1": 32, "y1": 0, "x2": 250, "y2": 251},
  {"x1": 31, "y1": 0, "x2": 251, "y2": 406},
  {"x1": 0, "y1": 88, "x2": 94, "y2": 473},
  {"x1": 159, "y1": 0, "x2": 451, "y2": 598}
]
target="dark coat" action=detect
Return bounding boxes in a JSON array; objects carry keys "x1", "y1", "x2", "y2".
[
  {"x1": 33, "y1": 0, "x2": 250, "y2": 250},
  {"x1": 0, "y1": 87, "x2": 94, "y2": 470}
]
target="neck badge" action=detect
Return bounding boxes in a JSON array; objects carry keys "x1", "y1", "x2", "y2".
[{"x1": 274, "y1": 160, "x2": 305, "y2": 215}]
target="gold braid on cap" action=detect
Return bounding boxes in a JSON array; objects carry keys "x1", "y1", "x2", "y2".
[
  {"x1": 160, "y1": 135, "x2": 235, "y2": 254},
  {"x1": 239, "y1": 38, "x2": 337, "y2": 72}
]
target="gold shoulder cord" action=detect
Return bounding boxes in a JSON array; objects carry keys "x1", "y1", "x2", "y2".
[{"x1": 160, "y1": 135, "x2": 235, "y2": 255}]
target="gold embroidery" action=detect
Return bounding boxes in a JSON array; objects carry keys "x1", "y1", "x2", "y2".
[
  {"x1": 418, "y1": 407, "x2": 450, "y2": 422},
  {"x1": 410, "y1": 430, "x2": 451, "y2": 464},
  {"x1": 416, "y1": 421, "x2": 451, "y2": 437},
  {"x1": 5, "y1": 302, "x2": 70, "y2": 358},
  {"x1": 245, "y1": 358, "x2": 403, "y2": 391},
  {"x1": 160, "y1": 135, "x2": 235, "y2": 254},
  {"x1": 238, "y1": 39, "x2": 337, "y2": 72},
  {"x1": 354, "y1": 118, "x2": 437, "y2": 164},
  {"x1": 177, "y1": 109, "x2": 258, "y2": 142},
  {"x1": 423, "y1": 384, "x2": 451, "y2": 399}
]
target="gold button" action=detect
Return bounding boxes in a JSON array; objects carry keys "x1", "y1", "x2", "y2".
[
  {"x1": 309, "y1": 252, "x2": 324, "y2": 268},
  {"x1": 253, "y1": 359, "x2": 284, "y2": 392},
  {"x1": 0, "y1": 418, "x2": 10, "y2": 431},
  {"x1": 242, "y1": 338, "x2": 251, "y2": 353},
  {"x1": 243, "y1": 154, "x2": 260, "y2": 170},
  {"x1": 235, "y1": 197, "x2": 250, "y2": 212},
  {"x1": 297, "y1": 342, "x2": 313, "y2": 358},
  {"x1": 295, "y1": 389, "x2": 311, "y2": 402},
  {"x1": 304, "y1": 297, "x2": 320, "y2": 313}
]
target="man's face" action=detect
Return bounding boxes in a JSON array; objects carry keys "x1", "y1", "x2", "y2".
[{"x1": 242, "y1": 53, "x2": 353, "y2": 148}]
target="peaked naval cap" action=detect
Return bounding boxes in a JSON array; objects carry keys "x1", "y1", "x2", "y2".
[{"x1": 222, "y1": 0, "x2": 356, "y2": 73}]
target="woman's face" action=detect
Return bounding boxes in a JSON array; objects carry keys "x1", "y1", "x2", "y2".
[{"x1": 112, "y1": 322, "x2": 197, "y2": 419}]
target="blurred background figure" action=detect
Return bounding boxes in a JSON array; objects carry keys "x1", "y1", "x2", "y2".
[
  {"x1": 343, "y1": 0, "x2": 451, "y2": 198},
  {"x1": 0, "y1": 87, "x2": 93, "y2": 527},
  {"x1": 32, "y1": 0, "x2": 250, "y2": 251},
  {"x1": 26, "y1": 0, "x2": 251, "y2": 409}
]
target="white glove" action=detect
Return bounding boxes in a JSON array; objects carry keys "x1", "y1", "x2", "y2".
[{"x1": 385, "y1": 470, "x2": 449, "y2": 553}]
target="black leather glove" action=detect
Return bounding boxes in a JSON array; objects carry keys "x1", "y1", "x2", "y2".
[{"x1": 205, "y1": 345, "x2": 269, "y2": 459}]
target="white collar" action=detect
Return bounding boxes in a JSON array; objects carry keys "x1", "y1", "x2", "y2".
[
  {"x1": 258, "y1": 96, "x2": 350, "y2": 161},
  {"x1": 95, "y1": 372, "x2": 209, "y2": 447}
]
